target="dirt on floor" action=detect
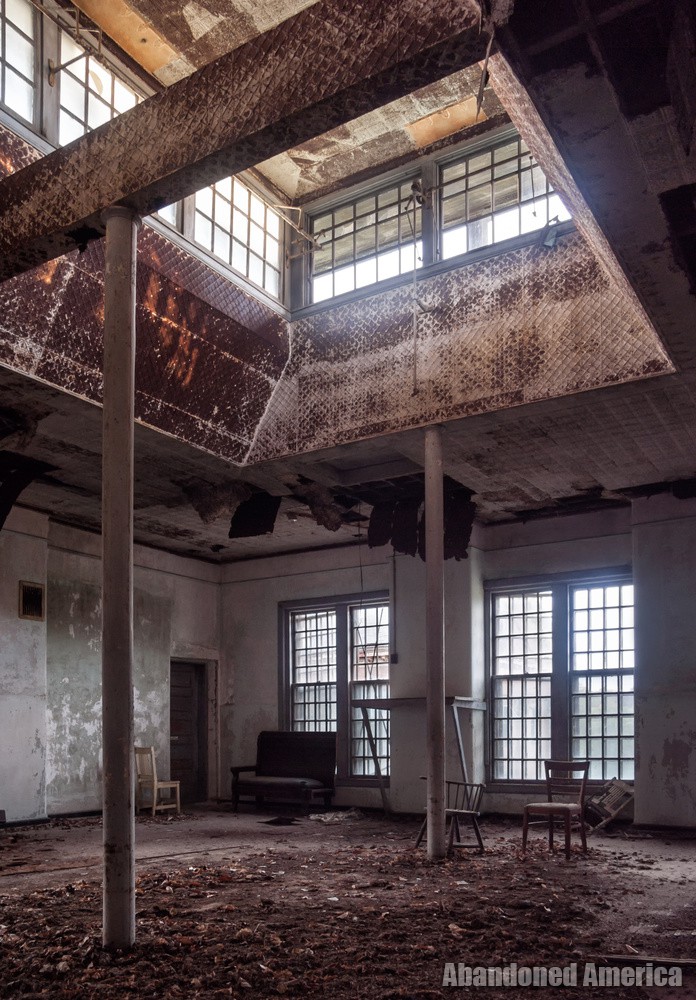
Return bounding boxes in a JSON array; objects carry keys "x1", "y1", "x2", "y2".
[{"x1": 0, "y1": 809, "x2": 695, "y2": 999}]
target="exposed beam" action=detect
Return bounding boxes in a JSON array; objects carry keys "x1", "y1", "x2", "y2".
[{"x1": 0, "y1": 0, "x2": 490, "y2": 281}]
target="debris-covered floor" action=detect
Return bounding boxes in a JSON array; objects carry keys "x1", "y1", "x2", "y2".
[{"x1": 1, "y1": 808, "x2": 694, "y2": 998}]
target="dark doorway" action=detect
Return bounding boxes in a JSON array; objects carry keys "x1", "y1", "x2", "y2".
[{"x1": 170, "y1": 660, "x2": 207, "y2": 804}]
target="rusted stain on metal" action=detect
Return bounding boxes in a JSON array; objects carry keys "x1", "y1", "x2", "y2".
[
  {"x1": 0, "y1": 130, "x2": 290, "y2": 464},
  {"x1": 0, "y1": 125, "x2": 42, "y2": 178},
  {"x1": 0, "y1": 0, "x2": 489, "y2": 279},
  {"x1": 249, "y1": 231, "x2": 673, "y2": 462}
]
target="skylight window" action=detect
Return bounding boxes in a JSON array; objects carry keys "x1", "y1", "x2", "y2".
[
  {"x1": 0, "y1": 0, "x2": 36, "y2": 124},
  {"x1": 306, "y1": 131, "x2": 573, "y2": 306},
  {"x1": 57, "y1": 29, "x2": 140, "y2": 146},
  {"x1": 310, "y1": 178, "x2": 422, "y2": 303},
  {"x1": 193, "y1": 176, "x2": 282, "y2": 299},
  {"x1": 439, "y1": 136, "x2": 571, "y2": 260}
]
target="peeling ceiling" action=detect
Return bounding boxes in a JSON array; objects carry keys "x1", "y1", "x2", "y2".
[
  {"x1": 4, "y1": 0, "x2": 696, "y2": 562},
  {"x1": 71, "y1": 0, "x2": 507, "y2": 201}
]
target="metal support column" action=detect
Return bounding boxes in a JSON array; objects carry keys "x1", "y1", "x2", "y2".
[
  {"x1": 425, "y1": 424, "x2": 446, "y2": 859},
  {"x1": 101, "y1": 206, "x2": 140, "y2": 948}
]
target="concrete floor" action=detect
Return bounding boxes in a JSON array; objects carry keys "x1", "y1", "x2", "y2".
[{"x1": 2, "y1": 805, "x2": 696, "y2": 895}]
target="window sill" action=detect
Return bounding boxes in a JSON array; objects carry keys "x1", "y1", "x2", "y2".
[
  {"x1": 335, "y1": 777, "x2": 390, "y2": 789},
  {"x1": 485, "y1": 779, "x2": 631, "y2": 795},
  {"x1": 292, "y1": 222, "x2": 576, "y2": 320}
]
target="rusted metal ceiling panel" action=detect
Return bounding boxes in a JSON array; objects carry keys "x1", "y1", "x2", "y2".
[
  {"x1": 0, "y1": 0, "x2": 490, "y2": 280},
  {"x1": 250, "y1": 232, "x2": 673, "y2": 463},
  {"x1": 0, "y1": 126, "x2": 289, "y2": 465}
]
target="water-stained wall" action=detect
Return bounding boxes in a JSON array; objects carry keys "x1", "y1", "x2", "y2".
[
  {"x1": 633, "y1": 495, "x2": 696, "y2": 827},
  {"x1": 46, "y1": 543, "x2": 174, "y2": 813},
  {"x1": 0, "y1": 509, "x2": 48, "y2": 821}
]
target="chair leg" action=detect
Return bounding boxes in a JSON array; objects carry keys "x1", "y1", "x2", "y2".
[
  {"x1": 548, "y1": 816, "x2": 554, "y2": 851},
  {"x1": 446, "y1": 816, "x2": 456, "y2": 854},
  {"x1": 472, "y1": 815, "x2": 484, "y2": 852},
  {"x1": 175, "y1": 785, "x2": 181, "y2": 815},
  {"x1": 564, "y1": 812, "x2": 571, "y2": 860},
  {"x1": 522, "y1": 808, "x2": 529, "y2": 853},
  {"x1": 415, "y1": 816, "x2": 427, "y2": 848},
  {"x1": 579, "y1": 814, "x2": 587, "y2": 853}
]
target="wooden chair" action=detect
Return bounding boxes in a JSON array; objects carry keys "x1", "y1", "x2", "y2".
[
  {"x1": 415, "y1": 780, "x2": 485, "y2": 853},
  {"x1": 134, "y1": 745, "x2": 181, "y2": 816},
  {"x1": 585, "y1": 777, "x2": 634, "y2": 834},
  {"x1": 522, "y1": 759, "x2": 589, "y2": 860}
]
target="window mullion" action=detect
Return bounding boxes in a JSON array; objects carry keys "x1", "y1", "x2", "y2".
[
  {"x1": 335, "y1": 603, "x2": 350, "y2": 779},
  {"x1": 551, "y1": 583, "x2": 569, "y2": 760},
  {"x1": 420, "y1": 159, "x2": 437, "y2": 265},
  {"x1": 40, "y1": 16, "x2": 60, "y2": 143}
]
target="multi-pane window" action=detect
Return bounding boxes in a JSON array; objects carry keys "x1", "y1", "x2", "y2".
[
  {"x1": 310, "y1": 178, "x2": 422, "y2": 303},
  {"x1": 1, "y1": 0, "x2": 36, "y2": 124},
  {"x1": 194, "y1": 176, "x2": 282, "y2": 298},
  {"x1": 306, "y1": 132, "x2": 573, "y2": 305},
  {"x1": 57, "y1": 30, "x2": 141, "y2": 145},
  {"x1": 290, "y1": 609, "x2": 338, "y2": 732},
  {"x1": 570, "y1": 584, "x2": 635, "y2": 781},
  {"x1": 489, "y1": 575, "x2": 634, "y2": 785},
  {"x1": 439, "y1": 135, "x2": 571, "y2": 260},
  {"x1": 350, "y1": 604, "x2": 390, "y2": 776},
  {"x1": 491, "y1": 590, "x2": 553, "y2": 781},
  {"x1": 287, "y1": 597, "x2": 390, "y2": 778}
]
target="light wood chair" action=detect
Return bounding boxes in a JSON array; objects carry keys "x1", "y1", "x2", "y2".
[
  {"x1": 134, "y1": 745, "x2": 181, "y2": 816},
  {"x1": 522, "y1": 759, "x2": 589, "y2": 860},
  {"x1": 415, "y1": 780, "x2": 485, "y2": 853}
]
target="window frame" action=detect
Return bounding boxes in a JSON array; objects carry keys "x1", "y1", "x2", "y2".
[
  {"x1": 279, "y1": 591, "x2": 390, "y2": 785},
  {"x1": 0, "y1": 4, "x2": 291, "y2": 312},
  {"x1": 0, "y1": 0, "x2": 39, "y2": 130},
  {"x1": 297, "y1": 124, "x2": 574, "y2": 312},
  {"x1": 485, "y1": 567, "x2": 634, "y2": 791}
]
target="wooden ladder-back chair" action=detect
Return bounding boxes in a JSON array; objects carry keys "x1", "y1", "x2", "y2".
[
  {"x1": 522, "y1": 759, "x2": 589, "y2": 860},
  {"x1": 415, "y1": 780, "x2": 485, "y2": 853},
  {"x1": 134, "y1": 746, "x2": 181, "y2": 817}
]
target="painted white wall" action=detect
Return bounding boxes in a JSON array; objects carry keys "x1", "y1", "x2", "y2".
[
  {"x1": 45, "y1": 523, "x2": 221, "y2": 814},
  {"x1": 633, "y1": 495, "x2": 696, "y2": 827},
  {"x1": 4, "y1": 496, "x2": 696, "y2": 827},
  {"x1": 0, "y1": 509, "x2": 48, "y2": 821}
]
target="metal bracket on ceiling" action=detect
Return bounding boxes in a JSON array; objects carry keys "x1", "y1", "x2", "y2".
[{"x1": 277, "y1": 205, "x2": 324, "y2": 262}]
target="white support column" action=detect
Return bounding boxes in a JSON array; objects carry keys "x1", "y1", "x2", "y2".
[
  {"x1": 425, "y1": 424, "x2": 446, "y2": 859},
  {"x1": 101, "y1": 206, "x2": 140, "y2": 948}
]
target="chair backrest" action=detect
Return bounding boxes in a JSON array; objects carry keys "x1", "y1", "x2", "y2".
[
  {"x1": 134, "y1": 745, "x2": 157, "y2": 782},
  {"x1": 445, "y1": 780, "x2": 485, "y2": 813},
  {"x1": 544, "y1": 759, "x2": 589, "y2": 806}
]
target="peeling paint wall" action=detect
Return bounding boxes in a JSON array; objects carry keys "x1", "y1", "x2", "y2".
[
  {"x1": 39, "y1": 523, "x2": 221, "y2": 816},
  {"x1": 633, "y1": 495, "x2": 696, "y2": 827},
  {"x1": 0, "y1": 509, "x2": 48, "y2": 821}
]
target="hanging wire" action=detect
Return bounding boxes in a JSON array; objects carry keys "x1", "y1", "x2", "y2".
[{"x1": 403, "y1": 181, "x2": 424, "y2": 396}]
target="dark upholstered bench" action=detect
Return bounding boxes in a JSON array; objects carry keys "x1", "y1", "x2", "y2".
[{"x1": 231, "y1": 730, "x2": 337, "y2": 811}]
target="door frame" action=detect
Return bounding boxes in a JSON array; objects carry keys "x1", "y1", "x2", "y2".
[{"x1": 170, "y1": 658, "x2": 217, "y2": 803}]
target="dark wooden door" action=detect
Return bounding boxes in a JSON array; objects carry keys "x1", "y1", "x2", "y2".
[{"x1": 170, "y1": 660, "x2": 207, "y2": 803}]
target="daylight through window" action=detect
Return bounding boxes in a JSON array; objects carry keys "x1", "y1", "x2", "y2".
[
  {"x1": 490, "y1": 576, "x2": 634, "y2": 784},
  {"x1": 0, "y1": 0, "x2": 36, "y2": 124},
  {"x1": 287, "y1": 598, "x2": 390, "y2": 778}
]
